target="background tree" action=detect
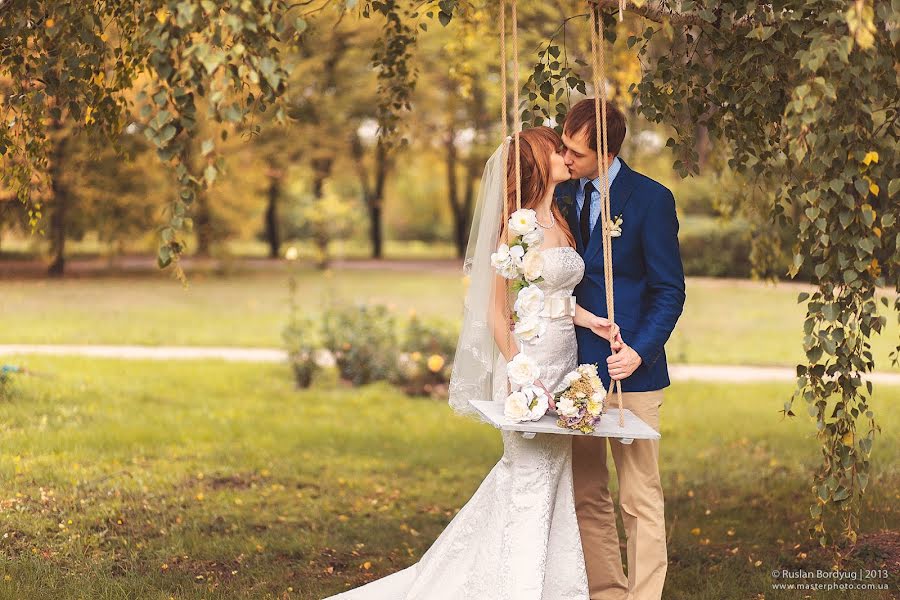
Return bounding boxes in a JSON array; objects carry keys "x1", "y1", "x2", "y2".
[{"x1": 586, "y1": 0, "x2": 897, "y2": 547}]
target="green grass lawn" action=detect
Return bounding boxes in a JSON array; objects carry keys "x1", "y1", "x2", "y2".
[
  {"x1": 2, "y1": 268, "x2": 898, "y2": 371},
  {"x1": 0, "y1": 357, "x2": 897, "y2": 599}
]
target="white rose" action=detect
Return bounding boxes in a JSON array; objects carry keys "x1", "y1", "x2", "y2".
[
  {"x1": 521, "y1": 385, "x2": 549, "y2": 420},
  {"x1": 514, "y1": 285, "x2": 544, "y2": 319},
  {"x1": 504, "y1": 390, "x2": 531, "y2": 421},
  {"x1": 499, "y1": 262, "x2": 520, "y2": 280},
  {"x1": 491, "y1": 244, "x2": 512, "y2": 270},
  {"x1": 556, "y1": 396, "x2": 580, "y2": 418},
  {"x1": 514, "y1": 316, "x2": 546, "y2": 341},
  {"x1": 563, "y1": 370, "x2": 581, "y2": 387},
  {"x1": 589, "y1": 375, "x2": 603, "y2": 390},
  {"x1": 587, "y1": 398, "x2": 604, "y2": 416},
  {"x1": 522, "y1": 249, "x2": 544, "y2": 282},
  {"x1": 509, "y1": 209, "x2": 538, "y2": 236},
  {"x1": 522, "y1": 227, "x2": 544, "y2": 248},
  {"x1": 507, "y1": 352, "x2": 540, "y2": 387},
  {"x1": 508, "y1": 245, "x2": 525, "y2": 270},
  {"x1": 492, "y1": 244, "x2": 520, "y2": 279},
  {"x1": 591, "y1": 390, "x2": 607, "y2": 403}
]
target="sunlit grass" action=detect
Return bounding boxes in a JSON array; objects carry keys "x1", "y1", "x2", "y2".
[
  {"x1": 2, "y1": 269, "x2": 898, "y2": 371},
  {"x1": 0, "y1": 356, "x2": 897, "y2": 599}
]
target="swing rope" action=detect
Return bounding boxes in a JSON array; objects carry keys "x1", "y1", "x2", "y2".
[
  {"x1": 499, "y1": 0, "x2": 627, "y2": 426},
  {"x1": 590, "y1": 3, "x2": 626, "y2": 427}
]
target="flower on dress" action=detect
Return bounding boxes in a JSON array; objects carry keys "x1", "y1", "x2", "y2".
[
  {"x1": 491, "y1": 244, "x2": 520, "y2": 280},
  {"x1": 514, "y1": 316, "x2": 547, "y2": 341},
  {"x1": 504, "y1": 390, "x2": 531, "y2": 421},
  {"x1": 505, "y1": 384, "x2": 549, "y2": 422},
  {"x1": 513, "y1": 284, "x2": 544, "y2": 319},
  {"x1": 507, "y1": 352, "x2": 541, "y2": 387},
  {"x1": 522, "y1": 249, "x2": 545, "y2": 282},
  {"x1": 522, "y1": 227, "x2": 544, "y2": 248},
  {"x1": 508, "y1": 209, "x2": 538, "y2": 236}
]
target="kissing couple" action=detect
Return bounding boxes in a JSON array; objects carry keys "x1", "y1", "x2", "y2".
[{"x1": 326, "y1": 99, "x2": 686, "y2": 600}]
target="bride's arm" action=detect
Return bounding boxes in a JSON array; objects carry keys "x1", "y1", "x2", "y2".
[
  {"x1": 490, "y1": 272, "x2": 520, "y2": 362},
  {"x1": 575, "y1": 304, "x2": 622, "y2": 349}
]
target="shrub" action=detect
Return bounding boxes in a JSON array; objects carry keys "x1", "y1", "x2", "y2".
[
  {"x1": 321, "y1": 304, "x2": 400, "y2": 386},
  {"x1": 282, "y1": 316, "x2": 322, "y2": 389},
  {"x1": 393, "y1": 313, "x2": 459, "y2": 397}
]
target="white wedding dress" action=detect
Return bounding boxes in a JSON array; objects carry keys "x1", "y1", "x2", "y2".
[{"x1": 324, "y1": 246, "x2": 589, "y2": 600}]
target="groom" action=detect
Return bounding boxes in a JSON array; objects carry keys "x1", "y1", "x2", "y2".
[{"x1": 555, "y1": 99, "x2": 686, "y2": 600}]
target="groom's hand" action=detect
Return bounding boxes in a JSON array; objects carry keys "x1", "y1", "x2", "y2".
[{"x1": 607, "y1": 339, "x2": 642, "y2": 380}]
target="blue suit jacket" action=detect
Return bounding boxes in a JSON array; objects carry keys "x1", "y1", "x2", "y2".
[{"x1": 554, "y1": 159, "x2": 686, "y2": 392}]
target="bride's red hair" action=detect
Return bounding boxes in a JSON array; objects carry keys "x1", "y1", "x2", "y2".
[{"x1": 504, "y1": 127, "x2": 575, "y2": 248}]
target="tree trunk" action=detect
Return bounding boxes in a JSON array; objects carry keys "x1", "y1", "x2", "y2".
[
  {"x1": 695, "y1": 123, "x2": 711, "y2": 170},
  {"x1": 370, "y1": 141, "x2": 391, "y2": 260},
  {"x1": 350, "y1": 135, "x2": 390, "y2": 260},
  {"x1": 265, "y1": 170, "x2": 282, "y2": 259},
  {"x1": 446, "y1": 125, "x2": 467, "y2": 259},
  {"x1": 368, "y1": 200, "x2": 383, "y2": 260},
  {"x1": 47, "y1": 125, "x2": 68, "y2": 277},
  {"x1": 194, "y1": 189, "x2": 212, "y2": 257}
]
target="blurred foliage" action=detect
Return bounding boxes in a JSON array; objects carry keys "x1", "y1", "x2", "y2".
[
  {"x1": 284, "y1": 299, "x2": 459, "y2": 396},
  {"x1": 322, "y1": 304, "x2": 401, "y2": 386},
  {"x1": 394, "y1": 313, "x2": 458, "y2": 396}
]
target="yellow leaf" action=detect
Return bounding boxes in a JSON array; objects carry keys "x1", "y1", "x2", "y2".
[
  {"x1": 155, "y1": 8, "x2": 169, "y2": 23},
  {"x1": 690, "y1": 527, "x2": 701, "y2": 536},
  {"x1": 863, "y1": 151, "x2": 879, "y2": 165},
  {"x1": 362, "y1": 561, "x2": 372, "y2": 570},
  {"x1": 869, "y1": 182, "x2": 879, "y2": 196},
  {"x1": 45, "y1": 18, "x2": 55, "y2": 28},
  {"x1": 841, "y1": 431, "x2": 854, "y2": 446}
]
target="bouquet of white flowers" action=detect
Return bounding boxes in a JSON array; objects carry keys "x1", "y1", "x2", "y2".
[{"x1": 554, "y1": 364, "x2": 606, "y2": 434}]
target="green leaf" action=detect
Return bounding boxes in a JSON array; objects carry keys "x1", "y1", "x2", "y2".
[
  {"x1": 259, "y1": 56, "x2": 281, "y2": 88},
  {"x1": 889, "y1": 179, "x2": 899, "y2": 198},
  {"x1": 158, "y1": 125, "x2": 177, "y2": 143},
  {"x1": 832, "y1": 487, "x2": 850, "y2": 502}
]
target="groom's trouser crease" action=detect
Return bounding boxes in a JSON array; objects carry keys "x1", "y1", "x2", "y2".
[{"x1": 572, "y1": 390, "x2": 667, "y2": 600}]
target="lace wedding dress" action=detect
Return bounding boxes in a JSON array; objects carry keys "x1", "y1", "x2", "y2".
[{"x1": 324, "y1": 246, "x2": 588, "y2": 600}]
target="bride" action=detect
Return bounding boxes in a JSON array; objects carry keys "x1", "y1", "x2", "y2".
[{"x1": 324, "y1": 127, "x2": 620, "y2": 600}]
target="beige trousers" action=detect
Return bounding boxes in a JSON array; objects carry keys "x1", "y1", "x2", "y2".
[{"x1": 572, "y1": 390, "x2": 667, "y2": 600}]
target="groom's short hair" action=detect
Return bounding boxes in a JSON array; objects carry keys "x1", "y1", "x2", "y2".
[{"x1": 563, "y1": 99, "x2": 626, "y2": 156}]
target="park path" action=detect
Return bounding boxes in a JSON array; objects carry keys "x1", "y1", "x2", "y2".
[{"x1": 2, "y1": 344, "x2": 899, "y2": 386}]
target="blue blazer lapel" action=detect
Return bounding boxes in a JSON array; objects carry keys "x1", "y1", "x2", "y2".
[{"x1": 584, "y1": 159, "x2": 637, "y2": 264}]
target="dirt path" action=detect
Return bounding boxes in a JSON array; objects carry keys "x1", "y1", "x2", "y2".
[{"x1": 2, "y1": 344, "x2": 898, "y2": 385}]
